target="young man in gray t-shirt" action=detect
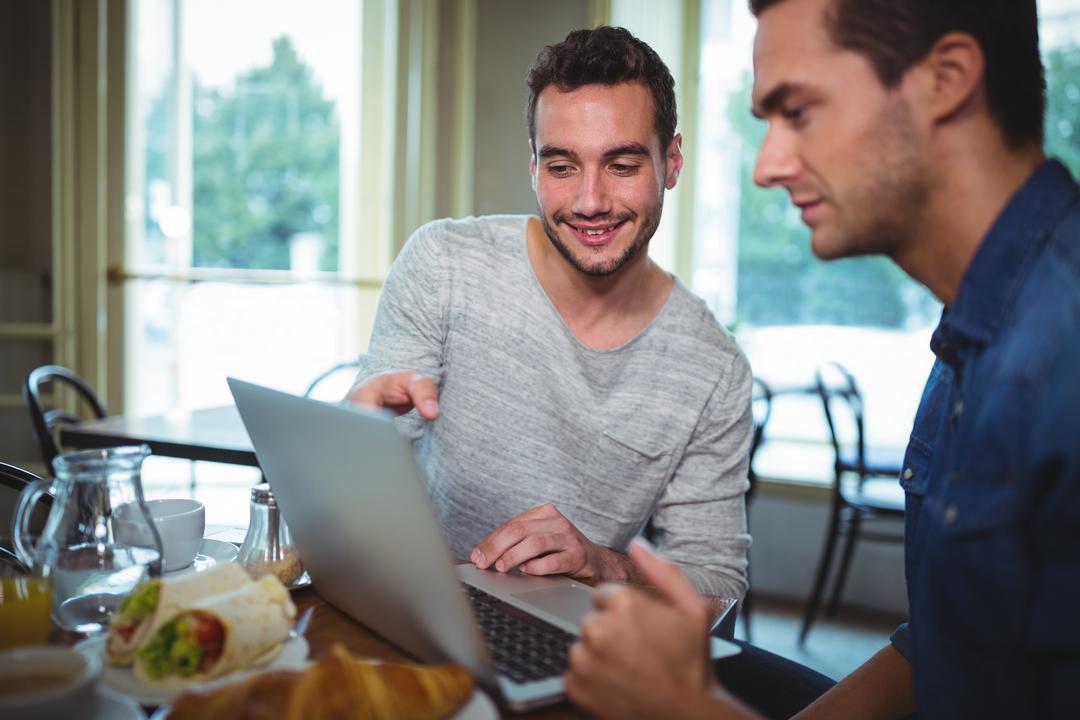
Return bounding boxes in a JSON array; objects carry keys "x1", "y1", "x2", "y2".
[{"x1": 349, "y1": 27, "x2": 752, "y2": 599}]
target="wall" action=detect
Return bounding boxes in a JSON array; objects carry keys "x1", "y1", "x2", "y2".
[
  {"x1": 0, "y1": 0, "x2": 53, "y2": 465},
  {"x1": 471, "y1": 0, "x2": 592, "y2": 217}
]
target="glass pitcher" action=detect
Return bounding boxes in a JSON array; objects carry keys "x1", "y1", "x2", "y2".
[{"x1": 13, "y1": 445, "x2": 163, "y2": 633}]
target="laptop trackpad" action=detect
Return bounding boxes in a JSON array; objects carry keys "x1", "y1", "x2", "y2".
[{"x1": 512, "y1": 585, "x2": 596, "y2": 627}]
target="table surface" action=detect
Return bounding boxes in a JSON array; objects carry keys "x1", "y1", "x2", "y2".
[
  {"x1": 53, "y1": 527, "x2": 736, "y2": 718},
  {"x1": 291, "y1": 585, "x2": 588, "y2": 719},
  {"x1": 58, "y1": 405, "x2": 259, "y2": 467}
]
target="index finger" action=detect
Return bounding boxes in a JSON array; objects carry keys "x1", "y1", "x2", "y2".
[{"x1": 470, "y1": 509, "x2": 553, "y2": 568}]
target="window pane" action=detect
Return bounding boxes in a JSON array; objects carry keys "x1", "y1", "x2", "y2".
[{"x1": 126, "y1": 0, "x2": 363, "y2": 416}]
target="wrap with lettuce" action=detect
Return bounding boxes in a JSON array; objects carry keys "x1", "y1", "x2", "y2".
[
  {"x1": 107, "y1": 561, "x2": 252, "y2": 665},
  {"x1": 133, "y1": 574, "x2": 296, "y2": 686}
]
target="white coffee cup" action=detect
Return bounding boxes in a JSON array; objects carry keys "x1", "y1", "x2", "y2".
[
  {"x1": 0, "y1": 645, "x2": 101, "y2": 720},
  {"x1": 113, "y1": 498, "x2": 206, "y2": 572}
]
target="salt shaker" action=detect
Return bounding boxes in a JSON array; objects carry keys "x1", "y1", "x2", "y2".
[{"x1": 236, "y1": 483, "x2": 304, "y2": 585}]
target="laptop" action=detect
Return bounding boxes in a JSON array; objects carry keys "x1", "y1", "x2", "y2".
[{"x1": 228, "y1": 377, "x2": 738, "y2": 711}]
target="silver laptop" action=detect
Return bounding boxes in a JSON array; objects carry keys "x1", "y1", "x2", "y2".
[{"x1": 229, "y1": 377, "x2": 606, "y2": 710}]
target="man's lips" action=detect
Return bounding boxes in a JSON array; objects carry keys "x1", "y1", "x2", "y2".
[
  {"x1": 565, "y1": 220, "x2": 627, "y2": 246},
  {"x1": 793, "y1": 198, "x2": 824, "y2": 224}
]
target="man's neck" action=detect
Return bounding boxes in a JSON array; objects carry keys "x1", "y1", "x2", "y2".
[
  {"x1": 894, "y1": 136, "x2": 1045, "y2": 306},
  {"x1": 525, "y1": 217, "x2": 675, "y2": 350}
]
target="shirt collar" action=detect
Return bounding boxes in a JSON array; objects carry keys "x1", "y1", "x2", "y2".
[{"x1": 930, "y1": 159, "x2": 1079, "y2": 364}]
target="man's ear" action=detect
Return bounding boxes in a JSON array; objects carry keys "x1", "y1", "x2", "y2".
[
  {"x1": 919, "y1": 31, "x2": 985, "y2": 126},
  {"x1": 665, "y1": 133, "x2": 684, "y2": 190}
]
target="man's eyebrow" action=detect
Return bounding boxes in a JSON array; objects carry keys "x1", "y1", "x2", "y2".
[
  {"x1": 536, "y1": 143, "x2": 652, "y2": 160},
  {"x1": 751, "y1": 81, "x2": 798, "y2": 119},
  {"x1": 602, "y1": 143, "x2": 651, "y2": 159},
  {"x1": 538, "y1": 145, "x2": 577, "y2": 160}
]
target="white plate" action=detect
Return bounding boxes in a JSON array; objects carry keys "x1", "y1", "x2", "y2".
[
  {"x1": 147, "y1": 686, "x2": 497, "y2": 720},
  {"x1": 75, "y1": 634, "x2": 309, "y2": 707},
  {"x1": 164, "y1": 539, "x2": 239, "y2": 577}
]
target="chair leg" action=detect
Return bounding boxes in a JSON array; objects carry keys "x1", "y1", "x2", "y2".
[
  {"x1": 826, "y1": 512, "x2": 862, "y2": 618},
  {"x1": 799, "y1": 498, "x2": 844, "y2": 645},
  {"x1": 740, "y1": 588, "x2": 753, "y2": 643}
]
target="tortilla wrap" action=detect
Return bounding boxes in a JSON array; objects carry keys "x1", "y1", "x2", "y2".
[
  {"x1": 133, "y1": 574, "x2": 296, "y2": 687},
  {"x1": 107, "y1": 561, "x2": 252, "y2": 665}
]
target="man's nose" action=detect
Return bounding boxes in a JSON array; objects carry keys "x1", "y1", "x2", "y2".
[
  {"x1": 571, "y1": 169, "x2": 613, "y2": 217},
  {"x1": 752, "y1": 124, "x2": 800, "y2": 189}
]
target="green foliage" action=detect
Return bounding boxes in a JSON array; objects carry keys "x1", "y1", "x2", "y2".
[
  {"x1": 1046, "y1": 44, "x2": 1080, "y2": 179},
  {"x1": 191, "y1": 37, "x2": 340, "y2": 270},
  {"x1": 723, "y1": 43, "x2": 1080, "y2": 329}
]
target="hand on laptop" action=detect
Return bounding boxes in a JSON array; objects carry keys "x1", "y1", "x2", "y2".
[
  {"x1": 346, "y1": 370, "x2": 440, "y2": 420},
  {"x1": 565, "y1": 539, "x2": 760, "y2": 720},
  {"x1": 470, "y1": 503, "x2": 635, "y2": 582}
]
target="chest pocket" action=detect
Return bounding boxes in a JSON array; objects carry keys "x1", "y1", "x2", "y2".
[
  {"x1": 934, "y1": 379, "x2": 1031, "y2": 539},
  {"x1": 576, "y1": 429, "x2": 676, "y2": 547}
]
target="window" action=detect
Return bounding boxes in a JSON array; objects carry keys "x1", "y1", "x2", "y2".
[
  {"x1": 125, "y1": 0, "x2": 372, "y2": 419},
  {"x1": 124, "y1": 0, "x2": 383, "y2": 515}
]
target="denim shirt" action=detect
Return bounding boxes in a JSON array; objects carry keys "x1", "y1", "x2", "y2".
[{"x1": 889, "y1": 160, "x2": 1080, "y2": 718}]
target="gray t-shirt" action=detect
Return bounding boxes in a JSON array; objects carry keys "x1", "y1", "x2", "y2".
[{"x1": 356, "y1": 215, "x2": 752, "y2": 598}]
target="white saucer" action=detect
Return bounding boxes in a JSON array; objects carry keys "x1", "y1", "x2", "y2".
[
  {"x1": 75, "y1": 634, "x2": 309, "y2": 707},
  {"x1": 164, "y1": 539, "x2": 239, "y2": 577},
  {"x1": 92, "y1": 684, "x2": 148, "y2": 720}
]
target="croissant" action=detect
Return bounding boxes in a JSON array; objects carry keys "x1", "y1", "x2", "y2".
[{"x1": 167, "y1": 644, "x2": 476, "y2": 720}]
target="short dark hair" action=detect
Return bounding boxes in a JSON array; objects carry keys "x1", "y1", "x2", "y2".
[
  {"x1": 526, "y1": 26, "x2": 678, "y2": 150},
  {"x1": 749, "y1": 0, "x2": 1045, "y2": 148}
]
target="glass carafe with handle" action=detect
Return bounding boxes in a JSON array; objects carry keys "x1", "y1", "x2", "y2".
[{"x1": 14, "y1": 445, "x2": 163, "y2": 633}]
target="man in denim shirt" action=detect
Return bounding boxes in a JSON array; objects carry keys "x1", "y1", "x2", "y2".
[{"x1": 561, "y1": 0, "x2": 1080, "y2": 718}]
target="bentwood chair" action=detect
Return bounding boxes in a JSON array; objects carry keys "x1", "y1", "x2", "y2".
[
  {"x1": 24, "y1": 365, "x2": 107, "y2": 472},
  {"x1": 304, "y1": 360, "x2": 361, "y2": 401},
  {"x1": 799, "y1": 362, "x2": 905, "y2": 644},
  {"x1": 0, "y1": 460, "x2": 53, "y2": 559},
  {"x1": 739, "y1": 377, "x2": 774, "y2": 641}
]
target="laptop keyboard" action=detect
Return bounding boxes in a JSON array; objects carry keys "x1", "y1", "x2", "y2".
[{"x1": 463, "y1": 583, "x2": 576, "y2": 684}]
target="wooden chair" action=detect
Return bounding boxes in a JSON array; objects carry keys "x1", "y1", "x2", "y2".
[
  {"x1": 24, "y1": 365, "x2": 107, "y2": 472},
  {"x1": 799, "y1": 362, "x2": 905, "y2": 644}
]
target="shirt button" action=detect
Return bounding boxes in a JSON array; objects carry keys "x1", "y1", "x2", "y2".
[
  {"x1": 952, "y1": 400, "x2": 964, "y2": 419},
  {"x1": 944, "y1": 504, "x2": 959, "y2": 525},
  {"x1": 902, "y1": 468, "x2": 913, "y2": 480}
]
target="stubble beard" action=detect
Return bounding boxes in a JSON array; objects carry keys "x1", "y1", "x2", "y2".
[
  {"x1": 538, "y1": 192, "x2": 664, "y2": 277},
  {"x1": 820, "y1": 99, "x2": 930, "y2": 262}
]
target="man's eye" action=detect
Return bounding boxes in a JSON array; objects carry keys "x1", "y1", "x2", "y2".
[
  {"x1": 609, "y1": 163, "x2": 639, "y2": 176},
  {"x1": 781, "y1": 105, "x2": 807, "y2": 124},
  {"x1": 547, "y1": 164, "x2": 574, "y2": 176}
]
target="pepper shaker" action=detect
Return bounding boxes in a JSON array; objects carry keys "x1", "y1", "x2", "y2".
[{"x1": 236, "y1": 483, "x2": 304, "y2": 585}]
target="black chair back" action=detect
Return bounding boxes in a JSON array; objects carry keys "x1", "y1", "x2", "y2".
[
  {"x1": 0, "y1": 460, "x2": 53, "y2": 559},
  {"x1": 24, "y1": 365, "x2": 107, "y2": 470},
  {"x1": 748, "y1": 377, "x2": 773, "y2": 490},
  {"x1": 304, "y1": 360, "x2": 360, "y2": 400},
  {"x1": 814, "y1": 362, "x2": 868, "y2": 484}
]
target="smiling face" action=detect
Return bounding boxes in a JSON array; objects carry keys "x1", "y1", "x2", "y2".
[
  {"x1": 530, "y1": 82, "x2": 682, "y2": 277},
  {"x1": 751, "y1": 0, "x2": 930, "y2": 261}
]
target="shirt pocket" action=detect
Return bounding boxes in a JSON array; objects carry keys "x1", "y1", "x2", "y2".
[
  {"x1": 934, "y1": 381, "x2": 1030, "y2": 539},
  {"x1": 575, "y1": 429, "x2": 676, "y2": 548}
]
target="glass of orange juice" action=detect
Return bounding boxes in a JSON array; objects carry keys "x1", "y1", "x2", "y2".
[{"x1": 0, "y1": 565, "x2": 52, "y2": 650}]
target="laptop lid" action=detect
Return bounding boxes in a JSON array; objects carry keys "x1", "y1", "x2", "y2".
[{"x1": 227, "y1": 377, "x2": 572, "y2": 708}]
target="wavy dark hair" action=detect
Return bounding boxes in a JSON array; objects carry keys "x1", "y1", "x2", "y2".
[
  {"x1": 749, "y1": 0, "x2": 1045, "y2": 148},
  {"x1": 525, "y1": 26, "x2": 677, "y2": 149}
]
